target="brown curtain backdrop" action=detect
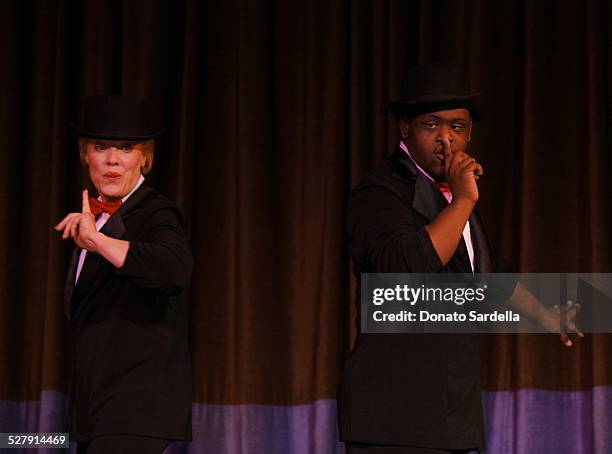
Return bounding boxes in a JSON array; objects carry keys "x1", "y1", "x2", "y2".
[{"x1": 1, "y1": 0, "x2": 611, "y2": 411}]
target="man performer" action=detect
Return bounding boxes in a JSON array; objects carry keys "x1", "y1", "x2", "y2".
[{"x1": 338, "y1": 62, "x2": 498, "y2": 454}]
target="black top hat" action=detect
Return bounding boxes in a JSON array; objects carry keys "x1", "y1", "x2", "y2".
[
  {"x1": 389, "y1": 62, "x2": 483, "y2": 122},
  {"x1": 71, "y1": 94, "x2": 164, "y2": 140}
]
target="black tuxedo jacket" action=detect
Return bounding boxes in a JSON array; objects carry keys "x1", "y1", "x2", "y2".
[
  {"x1": 64, "y1": 183, "x2": 193, "y2": 442},
  {"x1": 338, "y1": 147, "x2": 492, "y2": 450}
]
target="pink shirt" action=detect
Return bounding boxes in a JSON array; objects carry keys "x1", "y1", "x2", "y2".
[
  {"x1": 399, "y1": 142, "x2": 475, "y2": 272},
  {"x1": 75, "y1": 175, "x2": 145, "y2": 283}
]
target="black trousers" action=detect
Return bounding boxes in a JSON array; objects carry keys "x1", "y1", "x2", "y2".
[
  {"x1": 76, "y1": 435, "x2": 171, "y2": 454},
  {"x1": 346, "y1": 443, "x2": 479, "y2": 454}
]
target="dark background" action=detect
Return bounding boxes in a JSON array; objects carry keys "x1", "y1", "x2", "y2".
[{"x1": 1, "y1": 0, "x2": 611, "y2": 419}]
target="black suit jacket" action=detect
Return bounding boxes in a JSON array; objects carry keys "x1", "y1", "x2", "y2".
[
  {"x1": 64, "y1": 183, "x2": 193, "y2": 442},
  {"x1": 338, "y1": 147, "x2": 492, "y2": 450}
]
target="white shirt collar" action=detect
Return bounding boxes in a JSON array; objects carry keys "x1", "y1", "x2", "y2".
[
  {"x1": 97, "y1": 174, "x2": 145, "y2": 203},
  {"x1": 121, "y1": 174, "x2": 145, "y2": 202},
  {"x1": 399, "y1": 141, "x2": 435, "y2": 183}
]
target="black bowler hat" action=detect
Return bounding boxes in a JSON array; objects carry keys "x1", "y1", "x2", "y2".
[
  {"x1": 389, "y1": 62, "x2": 483, "y2": 122},
  {"x1": 71, "y1": 94, "x2": 164, "y2": 140}
]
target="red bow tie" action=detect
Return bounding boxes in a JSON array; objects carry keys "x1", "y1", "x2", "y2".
[
  {"x1": 89, "y1": 198, "x2": 122, "y2": 216},
  {"x1": 436, "y1": 182, "x2": 452, "y2": 194}
]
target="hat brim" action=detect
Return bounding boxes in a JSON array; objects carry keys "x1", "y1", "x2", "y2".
[
  {"x1": 389, "y1": 94, "x2": 483, "y2": 122},
  {"x1": 70, "y1": 122, "x2": 165, "y2": 141}
]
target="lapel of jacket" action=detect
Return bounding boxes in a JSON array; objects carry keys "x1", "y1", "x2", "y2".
[
  {"x1": 66, "y1": 184, "x2": 155, "y2": 317},
  {"x1": 64, "y1": 247, "x2": 80, "y2": 320},
  {"x1": 390, "y1": 146, "x2": 472, "y2": 273},
  {"x1": 390, "y1": 147, "x2": 444, "y2": 223},
  {"x1": 469, "y1": 210, "x2": 492, "y2": 273}
]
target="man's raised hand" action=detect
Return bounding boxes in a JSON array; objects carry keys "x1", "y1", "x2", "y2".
[{"x1": 443, "y1": 138, "x2": 483, "y2": 204}]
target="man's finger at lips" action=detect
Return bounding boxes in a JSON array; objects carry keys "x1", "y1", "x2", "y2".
[
  {"x1": 442, "y1": 140, "x2": 455, "y2": 175},
  {"x1": 442, "y1": 139, "x2": 452, "y2": 159}
]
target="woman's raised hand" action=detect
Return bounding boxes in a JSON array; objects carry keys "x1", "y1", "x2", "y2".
[{"x1": 54, "y1": 189, "x2": 99, "y2": 252}]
